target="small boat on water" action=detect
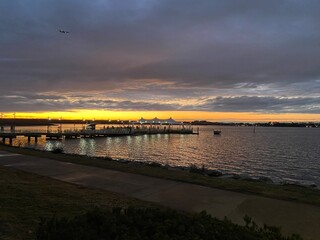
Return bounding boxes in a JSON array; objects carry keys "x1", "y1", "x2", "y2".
[
  {"x1": 86, "y1": 123, "x2": 96, "y2": 130},
  {"x1": 213, "y1": 130, "x2": 221, "y2": 135}
]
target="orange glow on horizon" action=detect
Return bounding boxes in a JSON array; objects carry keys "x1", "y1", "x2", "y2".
[{"x1": 1, "y1": 110, "x2": 319, "y2": 122}]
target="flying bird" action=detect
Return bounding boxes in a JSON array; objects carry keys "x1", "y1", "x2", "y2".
[{"x1": 59, "y1": 29, "x2": 69, "y2": 34}]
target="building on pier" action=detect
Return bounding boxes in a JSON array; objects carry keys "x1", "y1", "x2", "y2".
[{"x1": 134, "y1": 117, "x2": 182, "y2": 125}]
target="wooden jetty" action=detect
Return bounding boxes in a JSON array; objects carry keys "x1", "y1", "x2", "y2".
[{"x1": 0, "y1": 126, "x2": 197, "y2": 145}]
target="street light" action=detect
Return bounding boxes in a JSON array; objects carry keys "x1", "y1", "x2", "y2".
[
  {"x1": 12, "y1": 112, "x2": 16, "y2": 133},
  {"x1": 0, "y1": 113, "x2": 4, "y2": 132},
  {"x1": 59, "y1": 116, "x2": 62, "y2": 132},
  {"x1": 82, "y1": 118, "x2": 86, "y2": 130},
  {"x1": 47, "y1": 116, "x2": 50, "y2": 133}
]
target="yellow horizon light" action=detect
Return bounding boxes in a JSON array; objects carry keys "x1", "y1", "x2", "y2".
[{"x1": 0, "y1": 110, "x2": 319, "y2": 122}]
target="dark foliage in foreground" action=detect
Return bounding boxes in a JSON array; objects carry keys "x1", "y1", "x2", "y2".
[{"x1": 36, "y1": 208, "x2": 302, "y2": 240}]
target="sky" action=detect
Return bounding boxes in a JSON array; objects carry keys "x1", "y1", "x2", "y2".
[{"x1": 1, "y1": 0, "x2": 320, "y2": 121}]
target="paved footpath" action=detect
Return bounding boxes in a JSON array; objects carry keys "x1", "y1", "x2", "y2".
[{"x1": 1, "y1": 151, "x2": 320, "y2": 239}]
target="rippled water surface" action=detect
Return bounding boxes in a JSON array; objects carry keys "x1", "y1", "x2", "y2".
[{"x1": 11, "y1": 125, "x2": 320, "y2": 186}]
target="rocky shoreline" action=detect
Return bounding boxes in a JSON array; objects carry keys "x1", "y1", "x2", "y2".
[
  {"x1": 52, "y1": 147, "x2": 318, "y2": 190},
  {"x1": 136, "y1": 161, "x2": 318, "y2": 189}
]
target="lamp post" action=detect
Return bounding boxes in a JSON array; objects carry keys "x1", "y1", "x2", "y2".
[
  {"x1": 11, "y1": 112, "x2": 16, "y2": 133},
  {"x1": 47, "y1": 116, "x2": 51, "y2": 132},
  {"x1": 82, "y1": 118, "x2": 86, "y2": 130},
  {"x1": 0, "y1": 113, "x2": 4, "y2": 132},
  {"x1": 59, "y1": 116, "x2": 62, "y2": 133}
]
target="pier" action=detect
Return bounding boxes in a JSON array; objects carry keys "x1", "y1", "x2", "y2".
[
  {"x1": 0, "y1": 117, "x2": 200, "y2": 145},
  {"x1": 0, "y1": 126, "x2": 197, "y2": 145}
]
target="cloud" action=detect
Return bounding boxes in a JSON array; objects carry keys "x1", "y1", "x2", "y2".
[
  {"x1": 0, "y1": 93, "x2": 182, "y2": 112},
  {"x1": 1, "y1": 0, "x2": 320, "y2": 113},
  {"x1": 1, "y1": 92, "x2": 319, "y2": 114},
  {"x1": 201, "y1": 96, "x2": 320, "y2": 113}
]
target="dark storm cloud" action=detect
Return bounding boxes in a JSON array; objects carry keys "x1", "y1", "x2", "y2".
[{"x1": 1, "y1": 0, "x2": 320, "y2": 112}]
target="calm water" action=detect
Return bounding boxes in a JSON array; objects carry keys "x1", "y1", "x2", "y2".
[{"x1": 10, "y1": 125, "x2": 320, "y2": 186}]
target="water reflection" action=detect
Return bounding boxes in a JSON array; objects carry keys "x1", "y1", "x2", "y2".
[
  {"x1": 44, "y1": 141, "x2": 64, "y2": 152},
  {"x1": 77, "y1": 139, "x2": 95, "y2": 156},
  {"x1": 9, "y1": 125, "x2": 320, "y2": 186}
]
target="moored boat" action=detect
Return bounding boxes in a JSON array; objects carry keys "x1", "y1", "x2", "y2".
[
  {"x1": 86, "y1": 123, "x2": 96, "y2": 130},
  {"x1": 213, "y1": 130, "x2": 221, "y2": 135}
]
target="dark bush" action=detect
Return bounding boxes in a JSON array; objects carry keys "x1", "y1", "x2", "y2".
[{"x1": 36, "y1": 208, "x2": 303, "y2": 240}]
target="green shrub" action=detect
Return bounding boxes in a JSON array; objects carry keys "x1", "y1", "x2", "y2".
[{"x1": 36, "y1": 208, "x2": 303, "y2": 240}]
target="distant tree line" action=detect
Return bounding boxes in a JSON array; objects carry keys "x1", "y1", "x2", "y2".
[
  {"x1": 0, "y1": 118, "x2": 318, "y2": 128},
  {"x1": 191, "y1": 120, "x2": 319, "y2": 128}
]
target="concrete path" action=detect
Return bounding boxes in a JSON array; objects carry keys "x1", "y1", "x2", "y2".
[{"x1": 0, "y1": 151, "x2": 319, "y2": 240}]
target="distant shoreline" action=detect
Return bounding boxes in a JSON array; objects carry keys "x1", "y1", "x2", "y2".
[{"x1": 0, "y1": 118, "x2": 319, "y2": 128}]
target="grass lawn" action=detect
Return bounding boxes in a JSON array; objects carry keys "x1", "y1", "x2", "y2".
[{"x1": 0, "y1": 166, "x2": 153, "y2": 240}]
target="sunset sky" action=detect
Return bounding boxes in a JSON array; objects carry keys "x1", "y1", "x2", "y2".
[{"x1": 1, "y1": 0, "x2": 320, "y2": 122}]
